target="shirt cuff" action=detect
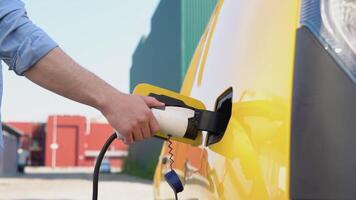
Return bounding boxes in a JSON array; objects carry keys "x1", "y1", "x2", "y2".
[{"x1": 12, "y1": 28, "x2": 58, "y2": 75}]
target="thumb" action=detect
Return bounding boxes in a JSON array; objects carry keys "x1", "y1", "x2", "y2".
[{"x1": 143, "y1": 96, "x2": 165, "y2": 107}]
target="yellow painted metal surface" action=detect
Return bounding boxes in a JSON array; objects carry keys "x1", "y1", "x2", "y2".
[{"x1": 153, "y1": 0, "x2": 300, "y2": 199}]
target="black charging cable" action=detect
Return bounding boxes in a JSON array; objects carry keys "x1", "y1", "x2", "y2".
[
  {"x1": 92, "y1": 132, "x2": 117, "y2": 200},
  {"x1": 92, "y1": 132, "x2": 181, "y2": 200}
]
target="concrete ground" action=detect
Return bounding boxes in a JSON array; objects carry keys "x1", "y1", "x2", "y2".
[{"x1": 0, "y1": 168, "x2": 153, "y2": 200}]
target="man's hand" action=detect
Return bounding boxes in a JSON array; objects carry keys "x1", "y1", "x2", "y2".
[
  {"x1": 101, "y1": 94, "x2": 164, "y2": 144},
  {"x1": 24, "y1": 47, "x2": 164, "y2": 144}
]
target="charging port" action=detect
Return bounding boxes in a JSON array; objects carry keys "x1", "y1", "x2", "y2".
[{"x1": 206, "y1": 87, "x2": 233, "y2": 146}]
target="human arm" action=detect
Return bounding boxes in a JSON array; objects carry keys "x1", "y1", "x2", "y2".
[
  {"x1": 24, "y1": 48, "x2": 163, "y2": 144},
  {"x1": 0, "y1": 0, "x2": 163, "y2": 144}
]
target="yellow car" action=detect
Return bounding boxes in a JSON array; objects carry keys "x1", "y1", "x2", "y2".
[{"x1": 143, "y1": 0, "x2": 356, "y2": 199}]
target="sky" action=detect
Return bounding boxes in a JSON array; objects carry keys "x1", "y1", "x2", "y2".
[{"x1": 2, "y1": 0, "x2": 160, "y2": 122}]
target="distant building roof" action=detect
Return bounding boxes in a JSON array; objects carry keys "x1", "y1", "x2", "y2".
[{"x1": 2, "y1": 123, "x2": 23, "y2": 138}]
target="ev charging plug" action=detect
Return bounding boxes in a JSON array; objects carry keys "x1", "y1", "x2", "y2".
[
  {"x1": 151, "y1": 106, "x2": 195, "y2": 139},
  {"x1": 93, "y1": 97, "x2": 230, "y2": 200},
  {"x1": 151, "y1": 106, "x2": 197, "y2": 198},
  {"x1": 114, "y1": 106, "x2": 197, "y2": 142}
]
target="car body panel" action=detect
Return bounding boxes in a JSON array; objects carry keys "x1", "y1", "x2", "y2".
[{"x1": 154, "y1": 0, "x2": 300, "y2": 199}]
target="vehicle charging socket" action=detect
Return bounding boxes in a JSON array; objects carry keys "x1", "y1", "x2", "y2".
[
  {"x1": 148, "y1": 93, "x2": 230, "y2": 199},
  {"x1": 93, "y1": 84, "x2": 232, "y2": 200},
  {"x1": 149, "y1": 93, "x2": 230, "y2": 141}
]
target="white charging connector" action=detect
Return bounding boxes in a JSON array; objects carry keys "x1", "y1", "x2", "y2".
[
  {"x1": 151, "y1": 106, "x2": 195, "y2": 138},
  {"x1": 115, "y1": 106, "x2": 195, "y2": 142}
]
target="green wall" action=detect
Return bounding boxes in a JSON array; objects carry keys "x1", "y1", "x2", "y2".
[
  {"x1": 181, "y1": 0, "x2": 218, "y2": 79},
  {"x1": 130, "y1": 0, "x2": 218, "y2": 92},
  {"x1": 127, "y1": 0, "x2": 217, "y2": 179}
]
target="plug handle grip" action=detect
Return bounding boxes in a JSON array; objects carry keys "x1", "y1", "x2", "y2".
[{"x1": 152, "y1": 106, "x2": 195, "y2": 138}]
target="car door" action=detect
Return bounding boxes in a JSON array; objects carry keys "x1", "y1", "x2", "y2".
[
  {"x1": 178, "y1": 0, "x2": 299, "y2": 199},
  {"x1": 152, "y1": 0, "x2": 299, "y2": 199}
]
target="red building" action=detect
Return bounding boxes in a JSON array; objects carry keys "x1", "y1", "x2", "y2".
[{"x1": 7, "y1": 115, "x2": 127, "y2": 170}]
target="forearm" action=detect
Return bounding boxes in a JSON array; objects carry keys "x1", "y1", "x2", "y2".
[
  {"x1": 24, "y1": 47, "x2": 121, "y2": 112},
  {"x1": 3, "y1": 1, "x2": 162, "y2": 144}
]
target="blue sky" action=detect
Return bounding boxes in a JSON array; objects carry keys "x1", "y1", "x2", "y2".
[{"x1": 2, "y1": 0, "x2": 160, "y2": 122}]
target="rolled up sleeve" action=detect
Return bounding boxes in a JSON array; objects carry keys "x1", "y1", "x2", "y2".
[{"x1": 0, "y1": 0, "x2": 58, "y2": 75}]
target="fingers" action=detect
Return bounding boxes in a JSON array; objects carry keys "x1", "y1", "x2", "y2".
[
  {"x1": 124, "y1": 133, "x2": 133, "y2": 145},
  {"x1": 132, "y1": 125, "x2": 144, "y2": 141},
  {"x1": 149, "y1": 113, "x2": 160, "y2": 135},
  {"x1": 143, "y1": 97, "x2": 163, "y2": 136},
  {"x1": 110, "y1": 95, "x2": 163, "y2": 145},
  {"x1": 143, "y1": 96, "x2": 165, "y2": 108},
  {"x1": 141, "y1": 122, "x2": 151, "y2": 138}
]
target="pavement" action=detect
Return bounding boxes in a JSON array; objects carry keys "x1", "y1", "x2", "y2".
[{"x1": 0, "y1": 168, "x2": 153, "y2": 200}]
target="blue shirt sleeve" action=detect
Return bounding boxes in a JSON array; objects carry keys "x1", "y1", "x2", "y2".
[{"x1": 0, "y1": 0, "x2": 58, "y2": 75}]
